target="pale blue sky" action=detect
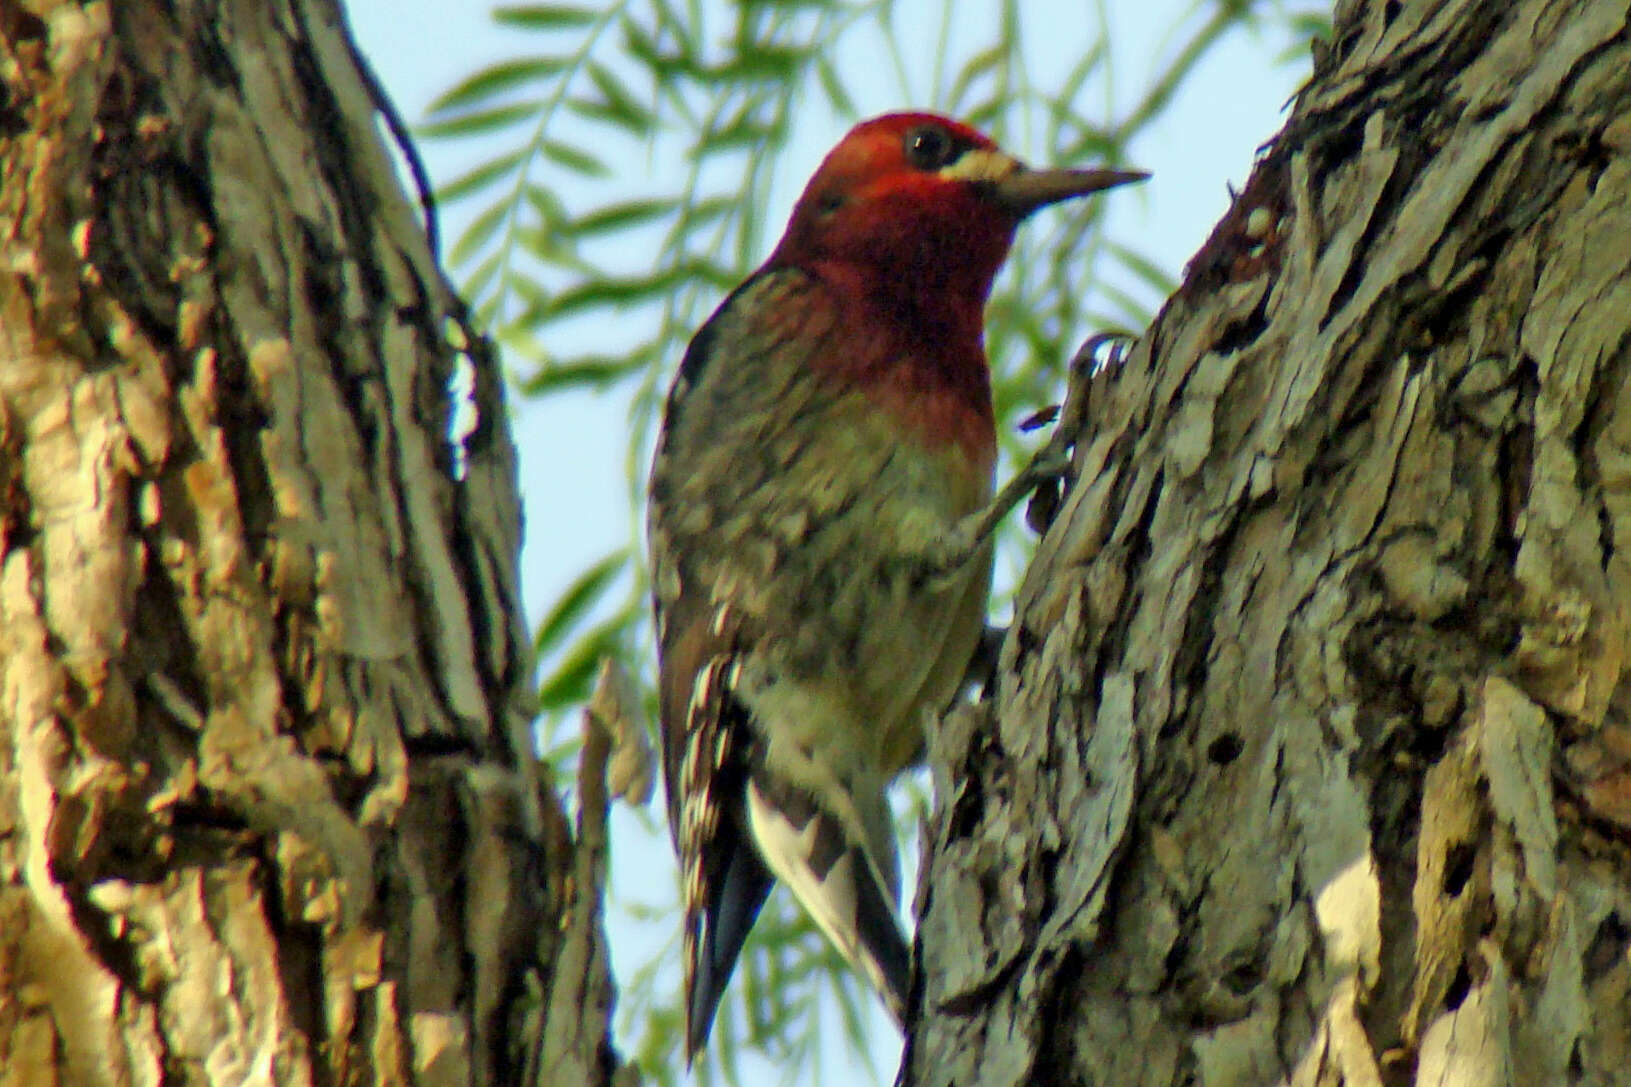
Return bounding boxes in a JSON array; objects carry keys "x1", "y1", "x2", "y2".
[{"x1": 345, "y1": 1, "x2": 1314, "y2": 1081}]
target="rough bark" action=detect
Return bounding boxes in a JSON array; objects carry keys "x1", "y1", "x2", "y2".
[
  {"x1": 0, "y1": 2, "x2": 622, "y2": 1085},
  {"x1": 909, "y1": 0, "x2": 1631, "y2": 1084}
]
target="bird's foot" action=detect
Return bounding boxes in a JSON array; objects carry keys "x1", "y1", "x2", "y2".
[
  {"x1": 915, "y1": 331, "x2": 1141, "y2": 582},
  {"x1": 1024, "y1": 330, "x2": 1139, "y2": 532}
]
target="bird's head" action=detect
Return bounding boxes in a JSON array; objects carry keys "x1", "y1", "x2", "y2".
[{"x1": 769, "y1": 112, "x2": 1146, "y2": 315}]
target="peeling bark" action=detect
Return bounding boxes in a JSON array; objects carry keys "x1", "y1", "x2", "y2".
[
  {"x1": 910, "y1": 1, "x2": 1631, "y2": 1084},
  {"x1": 0, "y1": 2, "x2": 621, "y2": 1084}
]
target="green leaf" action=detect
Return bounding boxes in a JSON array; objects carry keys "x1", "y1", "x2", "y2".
[
  {"x1": 650, "y1": 0, "x2": 702, "y2": 61},
  {"x1": 502, "y1": 275, "x2": 556, "y2": 326},
  {"x1": 535, "y1": 622, "x2": 625, "y2": 711},
  {"x1": 674, "y1": 195, "x2": 738, "y2": 232},
  {"x1": 813, "y1": 54, "x2": 856, "y2": 118},
  {"x1": 962, "y1": 97, "x2": 1005, "y2": 130},
  {"x1": 1052, "y1": 41, "x2": 1107, "y2": 124},
  {"x1": 514, "y1": 213, "x2": 598, "y2": 272},
  {"x1": 1107, "y1": 241, "x2": 1178, "y2": 298},
  {"x1": 419, "y1": 101, "x2": 537, "y2": 139},
  {"x1": 737, "y1": 0, "x2": 834, "y2": 9},
  {"x1": 436, "y1": 149, "x2": 527, "y2": 204},
  {"x1": 1057, "y1": 124, "x2": 1123, "y2": 165},
  {"x1": 707, "y1": 45, "x2": 804, "y2": 82},
  {"x1": 622, "y1": 14, "x2": 696, "y2": 79},
  {"x1": 570, "y1": 197, "x2": 680, "y2": 236},
  {"x1": 458, "y1": 249, "x2": 504, "y2": 300},
  {"x1": 946, "y1": 42, "x2": 1005, "y2": 113},
  {"x1": 520, "y1": 354, "x2": 648, "y2": 396},
  {"x1": 428, "y1": 58, "x2": 568, "y2": 114},
  {"x1": 492, "y1": 4, "x2": 599, "y2": 30},
  {"x1": 522, "y1": 181, "x2": 571, "y2": 224},
  {"x1": 540, "y1": 138, "x2": 611, "y2": 176},
  {"x1": 533, "y1": 551, "x2": 629, "y2": 655},
  {"x1": 577, "y1": 60, "x2": 656, "y2": 135},
  {"x1": 1278, "y1": 12, "x2": 1333, "y2": 64},
  {"x1": 531, "y1": 262, "x2": 727, "y2": 322},
  {"x1": 469, "y1": 292, "x2": 502, "y2": 329},
  {"x1": 1093, "y1": 277, "x2": 1156, "y2": 329},
  {"x1": 449, "y1": 199, "x2": 513, "y2": 265},
  {"x1": 694, "y1": 113, "x2": 780, "y2": 155}
]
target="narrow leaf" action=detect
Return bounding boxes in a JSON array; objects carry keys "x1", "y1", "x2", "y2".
[
  {"x1": 534, "y1": 551, "x2": 628, "y2": 655},
  {"x1": 536, "y1": 624, "x2": 625, "y2": 710},
  {"x1": 428, "y1": 58, "x2": 568, "y2": 114},
  {"x1": 541, "y1": 138, "x2": 611, "y2": 176},
  {"x1": 570, "y1": 197, "x2": 680, "y2": 236},
  {"x1": 521, "y1": 355, "x2": 648, "y2": 395},
  {"x1": 708, "y1": 45, "x2": 805, "y2": 82},
  {"x1": 947, "y1": 42, "x2": 1005, "y2": 113},
  {"x1": 449, "y1": 199, "x2": 513, "y2": 265},
  {"x1": 623, "y1": 15, "x2": 695, "y2": 79},
  {"x1": 581, "y1": 60, "x2": 656, "y2": 134},
  {"x1": 436, "y1": 149, "x2": 527, "y2": 203},
  {"x1": 492, "y1": 4, "x2": 599, "y2": 30},
  {"x1": 813, "y1": 55, "x2": 856, "y2": 118},
  {"x1": 1107, "y1": 241, "x2": 1178, "y2": 298},
  {"x1": 419, "y1": 101, "x2": 537, "y2": 139},
  {"x1": 534, "y1": 264, "x2": 697, "y2": 321},
  {"x1": 694, "y1": 115, "x2": 779, "y2": 154}
]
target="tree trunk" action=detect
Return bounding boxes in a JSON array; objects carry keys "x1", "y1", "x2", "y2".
[
  {"x1": 0, "y1": 2, "x2": 622, "y2": 1084},
  {"x1": 909, "y1": 0, "x2": 1631, "y2": 1084}
]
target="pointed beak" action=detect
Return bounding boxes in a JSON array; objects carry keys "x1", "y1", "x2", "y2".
[{"x1": 989, "y1": 165, "x2": 1149, "y2": 218}]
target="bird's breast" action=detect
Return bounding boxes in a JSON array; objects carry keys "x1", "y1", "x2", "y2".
[
  {"x1": 652, "y1": 266, "x2": 999, "y2": 786},
  {"x1": 703, "y1": 383, "x2": 994, "y2": 774}
]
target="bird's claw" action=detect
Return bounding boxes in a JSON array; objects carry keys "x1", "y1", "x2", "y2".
[
  {"x1": 1020, "y1": 330, "x2": 1140, "y2": 535},
  {"x1": 919, "y1": 331, "x2": 1142, "y2": 579}
]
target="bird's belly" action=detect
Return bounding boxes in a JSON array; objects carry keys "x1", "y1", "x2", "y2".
[{"x1": 722, "y1": 413, "x2": 994, "y2": 775}]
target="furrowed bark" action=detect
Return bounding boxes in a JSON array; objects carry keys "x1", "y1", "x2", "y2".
[
  {"x1": 0, "y1": 2, "x2": 621, "y2": 1084},
  {"x1": 910, "y1": 1, "x2": 1631, "y2": 1083}
]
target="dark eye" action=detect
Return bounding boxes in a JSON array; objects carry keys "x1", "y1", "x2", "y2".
[{"x1": 904, "y1": 125, "x2": 959, "y2": 171}]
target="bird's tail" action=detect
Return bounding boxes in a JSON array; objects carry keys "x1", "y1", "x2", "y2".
[
  {"x1": 745, "y1": 777, "x2": 910, "y2": 1021},
  {"x1": 684, "y1": 823, "x2": 774, "y2": 1062}
]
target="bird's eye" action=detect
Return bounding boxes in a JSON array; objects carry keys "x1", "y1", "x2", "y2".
[{"x1": 904, "y1": 125, "x2": 959, "y2": 171}]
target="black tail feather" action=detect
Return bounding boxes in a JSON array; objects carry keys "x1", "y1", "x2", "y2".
[{"x1": 686, "y1": 841, "x2": 774, "y2": 1061}]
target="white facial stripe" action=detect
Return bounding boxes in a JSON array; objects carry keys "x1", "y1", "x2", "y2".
[{"x1": 937, "y1": 148, "x2": 1020, "y2": 184}]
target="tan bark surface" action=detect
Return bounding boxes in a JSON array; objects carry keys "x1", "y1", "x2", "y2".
[
  {"x1": 0, "y1": 1, "x2": 621, "y2": 1084},
  {"x1": 910, "y1": 1, "x2": 1631, "y2": 1084}
]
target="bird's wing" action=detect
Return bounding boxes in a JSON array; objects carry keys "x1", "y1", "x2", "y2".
[
  {"x1": 673, "y1": 654, "x2": 774, "y2": 1058},
  {"x1": 649, "y1": 266, "x2": 915, "y2": 1056},
  {"x1": 649, "y1": 269, "x2": 799, "y2": 1056}
]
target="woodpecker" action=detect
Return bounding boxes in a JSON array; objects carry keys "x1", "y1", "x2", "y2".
[{"x1": 647, "y1": 111, "x2": 1144, "y2": 1059}]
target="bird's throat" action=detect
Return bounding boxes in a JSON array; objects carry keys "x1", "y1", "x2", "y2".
[{"x1": 804, "y1": 258, "x2": 997, "y2": 463}]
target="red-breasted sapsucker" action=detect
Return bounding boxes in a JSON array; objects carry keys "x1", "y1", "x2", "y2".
[{"x1": 648, "y1": 111, "x2": 1145, "y2": 1059}]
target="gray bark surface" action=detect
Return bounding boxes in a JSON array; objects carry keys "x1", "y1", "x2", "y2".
[
  {"x1": 0, "y1": 2, "x2": 622, "y2": 1084},
  {"x1": 909, "y1": 1, "x2": 1631, "y2": 1084}
]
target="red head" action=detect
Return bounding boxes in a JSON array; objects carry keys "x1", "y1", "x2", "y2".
[
  {"x1": 762, "y1": 112, "x2": 1144, "y2": 456},
  {"x1": 769, "y1": 112, "x2": 1145, "y2": 325}
]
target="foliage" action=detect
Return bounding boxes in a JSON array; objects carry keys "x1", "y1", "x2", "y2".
[{"x1": 422, "y1": 0, "x2": 1328, "y2": 1080}]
